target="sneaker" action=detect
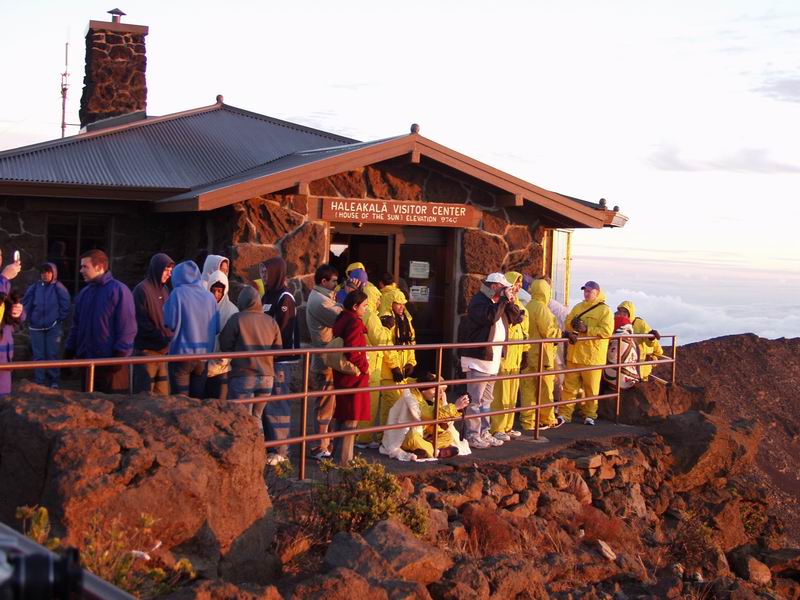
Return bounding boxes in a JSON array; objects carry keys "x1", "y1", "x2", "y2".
[
  {"x1": 266, "y1": 453, "x2": 288, "y2": 466},
  {"x1": 507, "y1": 430, "x2": 522, "y2": 438},
  {"x1": 493, "y1": 431, "x2": 511, "y2": 442},
  {"x1": 310, "y1": 448, "x2": 332, "y2": 460},
  {"x1": 468, "y1": 435, "x2": 490, "y2": 449},
  {"x1": 584, "y1": 417, "x2": 596, "y2": 426},
  {"x1": 481, "y1": 430, "x2": 504, "y2": 446},
  {"x1": 355, "y1": 442, "x2": 371, "y2": 449},
  {"x1": 368, "y1": 441, "x2": 381, "y2": 449},
  {"x1": 538, "y1": 423, "x2": 552, "y2": 431},
  {"x1": 554, "y1": 416, "x2": 567, "y2": 428}
]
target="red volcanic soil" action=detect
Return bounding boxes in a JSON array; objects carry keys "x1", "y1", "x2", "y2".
[{"x1": 667, "y1": 334, "x2": 800, "y2": 544}]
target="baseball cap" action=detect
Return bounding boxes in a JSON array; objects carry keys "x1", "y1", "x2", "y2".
[
  {"x1": 485, "y1": 273, "x2": 513, "y2": 287},
  {"x1": 581, "y1": 280, "x2": 600, "y2": 291}
]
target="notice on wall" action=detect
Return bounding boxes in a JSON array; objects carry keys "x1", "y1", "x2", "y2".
[
  {"x1": 409, "y1": 261, "x2": 430, "y2": 279},
  {"x1": 409, "y1": 285, "x2": 430, "y2": 303},
  {"x1": 320, "y1": 197, "x2": 480, "y2": 228}
]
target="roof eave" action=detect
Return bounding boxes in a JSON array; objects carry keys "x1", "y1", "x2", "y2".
[{"x1": 0, "y1": 180, "x2": 187, "y2": 201}]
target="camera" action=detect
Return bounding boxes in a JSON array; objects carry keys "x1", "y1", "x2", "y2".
[{"x1": 0, "y1": 546, "x2": 82, "y2": 600}]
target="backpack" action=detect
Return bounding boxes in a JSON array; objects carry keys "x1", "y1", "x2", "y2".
[{"x1": 603, "y1": 324, "x2": 639, "y2": 389}]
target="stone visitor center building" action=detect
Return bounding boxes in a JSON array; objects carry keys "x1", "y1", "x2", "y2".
[{"x1": 0, "y1": 12, "x2": 626, "y2": 373}]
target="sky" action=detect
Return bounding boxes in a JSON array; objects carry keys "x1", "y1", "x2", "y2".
[{"x1": 1, "y1": 0, "x2": 798, "y2": 344}]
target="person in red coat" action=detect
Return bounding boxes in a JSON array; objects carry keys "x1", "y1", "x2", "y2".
[{"x1": 331, "y1": 289, "x2": 371, "y2": 464}]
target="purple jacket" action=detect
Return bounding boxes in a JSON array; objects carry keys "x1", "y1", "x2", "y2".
[
  {"x1": 65, "y1": 271, "x2": 136, "y2": 358},
  {"x1": 0, "y1": 274, "x2": 25, "y2": 395}
]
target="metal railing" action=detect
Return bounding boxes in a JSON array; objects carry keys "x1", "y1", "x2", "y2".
[{"x1": 0, "y1": 333, "x2": 676, "y2": 480}]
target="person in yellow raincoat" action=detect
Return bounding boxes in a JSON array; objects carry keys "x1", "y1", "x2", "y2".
[
  {"x1": 519, "y1": 277, "x2": 563, "y2": 430},
  {"x1": 560, "y1": 281, "x2": 614, "y2": 425},
  {"x1": 355, "y1": 296, "x2": 394, "y2": 447},
  {"x1": 616, "y1": 301, "x2": 663, "y2": 381},
  {"x1": 337, "y1": 262, "x2": 382, "y2": 312},
  {"x1": 379, "y1": 287, "x2": 417, "y2": 428},
  {"x1": 401, "y1": 374, "x2": 471, "y2": 458},
  {"x1": 489, "y1": 272, "x2": 529, "y2": 441}
]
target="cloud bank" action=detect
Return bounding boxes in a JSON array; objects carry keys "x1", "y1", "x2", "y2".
[
  {"x1": 648, "y1": 145, "x2": 800, "y2": 173},
  {"x1": 602, "y1": 288, "x2": 800, "y2": 345}
]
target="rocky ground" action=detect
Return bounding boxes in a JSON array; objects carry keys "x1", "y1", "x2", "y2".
[{"x1": 0, "y1": 333, "x2": 798, "y2": 599}]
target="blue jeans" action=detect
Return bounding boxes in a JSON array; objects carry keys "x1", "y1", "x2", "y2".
[
  {"x1": 229, "y1": 374, "x2": 274, "y2": 422},
  {"x1": 465, "y1": 368, "x2": 497, "y2": 438},
  {"x1": 30, "y1": 326, "x2": 62, "y2": 387},
  {"x1": 263, "y1": 362, "x2": 293, "y2": 456}
]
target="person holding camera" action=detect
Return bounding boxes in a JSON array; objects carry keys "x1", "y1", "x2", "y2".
[
  {"x1": 0, "y1": 249, "x2": 25, "y2": 396},
  {"x1": 458, "y1": 272, "x2": 523, "y2": 448},
  {"x1": 560, "y1": 280, "x2": 614, "y2": 426}
]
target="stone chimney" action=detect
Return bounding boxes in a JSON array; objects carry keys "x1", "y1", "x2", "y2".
[{"x1": 79, "y1": 9, "x2": 149, "y2": 127}]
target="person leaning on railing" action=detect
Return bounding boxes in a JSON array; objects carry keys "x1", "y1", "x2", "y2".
[
  {"x1": 560, "y1": 281, "x2": 614, "y2": 426},
  {"x1": 615, "y1": 301, "x2": 663, "y2": 381}
]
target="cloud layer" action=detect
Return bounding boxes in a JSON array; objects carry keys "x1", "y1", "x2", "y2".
[{"x1": 648, "y1": 145, "x2": 800, "y2": 173}]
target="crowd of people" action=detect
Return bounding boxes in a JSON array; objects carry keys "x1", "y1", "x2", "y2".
[{"x1": 0, "y1": 247, "x2": 664, "y2": 466}]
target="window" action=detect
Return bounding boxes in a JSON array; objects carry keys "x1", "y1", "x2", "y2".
[{"x1": 46, "y1": 214, "x2": 112, "y2": 294}]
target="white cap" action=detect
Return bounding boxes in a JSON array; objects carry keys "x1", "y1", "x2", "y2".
[{"x1": 484, "y1": 272, "x2": 512, "y2": 287}]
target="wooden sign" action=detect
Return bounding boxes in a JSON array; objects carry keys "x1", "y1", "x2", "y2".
[{"x1": 320, "y1": 197, "x2": 480, "y2": 228}]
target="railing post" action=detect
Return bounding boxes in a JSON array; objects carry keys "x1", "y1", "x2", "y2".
[
  {"x1": 128, "y1": 362, "x2": 134, "y2": 395},
  {"x1": 534, "y1": 342, "x2": 544, "y2": 441},
  {"x1": 671, "y1": 336, "x2": 677, "y2": 385},
  {"x1": 298, "y1": 351, "x2": 310, "y2": 481},
  {"x1": 615, "y1": 333, "x2": 623, "y2": 424},
  {"x1": 432, "y1": 346, "x2": 443, "y2": 456},
  {"x1": 87, "y1": 363, "x2": 95, "y2": 393}
]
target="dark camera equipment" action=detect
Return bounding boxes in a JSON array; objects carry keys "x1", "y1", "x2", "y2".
[{"x1": 0, "y1": 546, "x2": 82, "y2": 600}]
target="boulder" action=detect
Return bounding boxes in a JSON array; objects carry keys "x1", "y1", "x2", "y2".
[
  {"x1": 164, "y1": 580, "x2": 283, "y2": 600},
  {"x1": 363, "y1": 519, "x2": 453, "y2": 586},
  {"x1": 374, "y1": 580, "x2": 432, "y2": 600},
  {"x1": 598, "y1": 380, "x2": 701, "y2": 424},
  {"x1": 654, "y1": 411, "x2": 762, "y2": 493},
  {"x1": 537, "y1": 485, "x2": 583, "y2": 524},
  {"x1": 289, "y1": 567, "x2": 386, "y2": 600},
  {"x1": 429, "y1": 560, "x2": 490, "y2": 600},
  {"x1": 0, "y1": 383, "x2": 274, "y2": 582},
  {"x1": 323, "y1": 531, "x2": 396, "y2": 581},
  {"x1": 729, "y1": 553, "x2": 772, "y2": 586},
  {"x1": 756, "y1": 548, "x2": 800, "y2": 578},
  {"x1": 480, "y1": 556, "x2": 548, "y2": 599}
]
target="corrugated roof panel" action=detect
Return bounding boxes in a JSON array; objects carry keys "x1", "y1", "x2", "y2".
[{"x1": 0, "y1": 104, "x2": 359, "y2": 190}]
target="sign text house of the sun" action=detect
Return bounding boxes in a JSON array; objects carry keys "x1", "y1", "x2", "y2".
[{"x1": 320, "y1": 198, "x2": 480, "y2": 228}]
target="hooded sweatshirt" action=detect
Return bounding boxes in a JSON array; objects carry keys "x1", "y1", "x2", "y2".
[
  {"x1": 21, "y1": 263, "x2": 71, "y2": 330},
  {"x1": 200, "y1": 255, "x2": 229, "y2": 289},
  {"x1": 65, "y1": 271, "x2": 136, "y2": 359},
  {"x1": 617, "y1": 300, "x2": 663, "y2": 360},
  {"x1": 132, "y1": 253, "x2": 174, "y2": 352},
  {"x1": 219, "y1": 286, "x2": 282, "y2": 377},
  {"x1": 261, "y1": 257, "x2": 300, "y2": 363},
  {"x1": 208, "y1": 270, "x2": 238, "y2": 330},
  {"x1": 525, "y1": 279, "x2": 561, "y2": 370},
  {"x1": 163, "y1": 261, "x2": 219, "y2": 355}
]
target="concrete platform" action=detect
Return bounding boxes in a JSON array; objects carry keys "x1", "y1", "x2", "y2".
[{"x1": 283, "y1": 419, "x2": 650, "y2": 481}]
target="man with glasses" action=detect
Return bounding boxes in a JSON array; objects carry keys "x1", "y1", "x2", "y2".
[{"x1": 305, "y1": 264, "x2": 343, "y2": 460}]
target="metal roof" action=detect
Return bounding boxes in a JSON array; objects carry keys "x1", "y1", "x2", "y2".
[{"x1": 0, "y1": 102, "x2": 358, "y2": 190}]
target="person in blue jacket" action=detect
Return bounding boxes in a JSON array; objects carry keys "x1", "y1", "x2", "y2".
[
  {"x1": 22, "y1": 263, "x2": 71, "y2": 388},
  {"x1": 0, "y1": 249, "x2": 25, "y2": 396},
  {"x1": 64, "y1": 249, "x2": 136, "y2": 394},
  {"x1": 163, "y1": 260, "x2": 219, "y2": 398}
]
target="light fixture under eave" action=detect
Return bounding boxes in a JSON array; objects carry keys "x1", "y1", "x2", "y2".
[{"x1": 330, "y1": 243, "x2": 349, "y2": 257}]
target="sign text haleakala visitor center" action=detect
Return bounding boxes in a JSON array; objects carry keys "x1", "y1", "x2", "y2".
[{"x1": 321, "y1": 198, "x2": 480, "y2": 228}]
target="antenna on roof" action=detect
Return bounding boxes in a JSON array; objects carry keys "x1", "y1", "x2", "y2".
[
  {"x1": 59, "y1": 41, "x2": 80, "y2": 138},
  {"x1": 60, "y1": 42, "x2": 69, "y2": 138}
]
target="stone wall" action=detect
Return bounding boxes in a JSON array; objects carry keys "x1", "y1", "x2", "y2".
[{"x1": 79, "y1": 24, "x2": 147, "y2": 127}]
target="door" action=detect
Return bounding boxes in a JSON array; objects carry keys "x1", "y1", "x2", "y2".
[{"x1": 399, "y1": 227, "x2": 451, "y2": 375}]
